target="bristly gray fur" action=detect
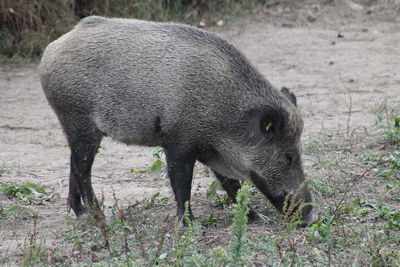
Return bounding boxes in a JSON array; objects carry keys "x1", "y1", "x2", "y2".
[{"x1": 39, "y1": 16, "x2": 312, "y2": 223}]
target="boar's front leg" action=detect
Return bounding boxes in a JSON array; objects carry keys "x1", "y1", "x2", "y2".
[
  {"x1": 213, "y1": 172, "x2": 259, "y2": 221},
  {"x1": 164, "y1": 145, "x2": 197, "y2": 223}
]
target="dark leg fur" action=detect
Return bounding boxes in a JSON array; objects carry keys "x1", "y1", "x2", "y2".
[
  {"x1": 164, "y1": 145, "x2": 197, "y2": 223},
  {"x1": 60, "y1": 113, "x2": 103, "y2": 219},
  {"x1": 68, "y1": 172, "x2": 85, "y2": 217},
  {"x1": 213, "y1": 172, "x2": 259, "y2": 221}
]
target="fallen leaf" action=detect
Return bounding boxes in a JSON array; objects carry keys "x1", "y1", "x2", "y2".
[{"x1": 131, "y1": 168, "x2": 146, "y2": 174}]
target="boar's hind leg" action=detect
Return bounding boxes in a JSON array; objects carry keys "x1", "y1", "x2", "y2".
[
  {"x1": 61, "y1": 113, "x2": 103, "y2": 220},
  {"x1": 213, "y1": 172, "x2": 259, "y2": 221},
  {"x1": 164, "y1": 145, "x2": 197, "y2": 223}
]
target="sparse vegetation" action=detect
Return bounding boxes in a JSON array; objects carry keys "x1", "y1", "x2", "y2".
[
  {"x1": 0, "y1": 167, "x2": 8, "y2": 177},
  {"x1": 374, "y1": 99, "x2": 400, "y2": 146},
  {"x1": 0, "y1": 181, "x2": 54, "y2": 205}
]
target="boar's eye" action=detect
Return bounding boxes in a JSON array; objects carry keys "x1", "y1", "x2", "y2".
[{"x1": 285, "y1": 150, "x2": 293, "y2": 165}]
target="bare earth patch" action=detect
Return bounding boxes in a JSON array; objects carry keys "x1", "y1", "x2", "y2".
[{"x1": 0, "y1": 2, "x2": 399, "y2": 266}]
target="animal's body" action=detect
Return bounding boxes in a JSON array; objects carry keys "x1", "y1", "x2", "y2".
[{"x1": 39, "y1": 16, "x2": 313, "y2": 223}]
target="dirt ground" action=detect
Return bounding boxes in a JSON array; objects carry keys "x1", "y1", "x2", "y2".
[{"x1": 0, "y1": 1, "x2": 399, "y2": 264}]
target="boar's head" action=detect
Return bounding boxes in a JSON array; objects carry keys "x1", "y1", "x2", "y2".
[{"x1": 214, "y1": 87, "x2": 313, "y2": 224}]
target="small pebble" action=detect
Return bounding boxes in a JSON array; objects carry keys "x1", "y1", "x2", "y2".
[{"x1": 307, "y1": 15, "x2": 316, "y2": 23}]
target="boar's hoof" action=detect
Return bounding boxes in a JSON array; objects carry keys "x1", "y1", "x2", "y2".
[
  {"x1": 248, "y1": 208, "x2": 261, "y2": 222},
  {"x1": 77, "y1": 211, "x2": 106, "y2": 225},
  {"x1": 77, "y1": 213, "x2": 89, "y2": 223}
]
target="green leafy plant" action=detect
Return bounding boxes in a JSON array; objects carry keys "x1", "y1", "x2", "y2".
[
  {"x1": 148, "y1": 147, "x2": 165, "y2": 173},
  {"x1": 309, "y1": 214, "x2": 336, "y2": 248},
  {"x1": 362, "y1": 151, "x2": 399, "y2": 172},
  {"x1": 368, "y1": 230, "x2": 400, "y2": 267},
  {"x1": 143, "y1": 192, "x2": 169, "y2": 209},
  {"x1": 361, "y1": 151, "x2": 399, "y2": 196},
  {"x1": 0, "y1": 205, "x2": 21, "y2": 216},
  {"x1": 353, "y1": 197, "x2": 400, "y2": 230},
  {"x1": 206, "y1": 180, "x2": 231, "y2": 206},
  {"x1": 377, "y1": 205, "x2": 400, "y2": 230},
  {"x1": 0, "y1": 181, "x2": 53, "y2": 205},
  {"x1": 203, "y1": 213, "x2": 220, "y2": 227}
]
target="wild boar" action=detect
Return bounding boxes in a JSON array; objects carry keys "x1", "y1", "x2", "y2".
[{"x1": 39, "y1": 16, "x2": 313, "y2": 224}]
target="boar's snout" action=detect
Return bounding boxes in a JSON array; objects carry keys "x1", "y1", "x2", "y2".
[{"x1": 250, "y1": 171, "x2": 313, "y2": 226}]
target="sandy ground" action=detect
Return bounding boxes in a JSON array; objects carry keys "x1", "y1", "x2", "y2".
[{"x1": 0, "y1": 1, "x2": 399, "y2": 263}]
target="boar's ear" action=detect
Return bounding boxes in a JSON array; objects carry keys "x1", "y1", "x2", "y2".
[
  {"x1": 281, "y1": 87, "x2": 297, "y2": 106},
  {"x1": 246, "y1": 106, "x2": 285, "y2": 137}
]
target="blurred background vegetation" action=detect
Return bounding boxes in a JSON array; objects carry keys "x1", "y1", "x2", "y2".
[{"x1": 0, "y1": 0, "x2": 270, "y2": 62}]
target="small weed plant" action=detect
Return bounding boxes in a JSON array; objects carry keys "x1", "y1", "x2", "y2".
[
  {"x1": 0, "y1": 167, "x2": 8, "y2": 176},
  {"x1": 0, "y1": 181, "x2": 54, "y2": 205},
  {"x1": 229, "y1": 183, "x2": 250, "y2": 266},
  {"x1": 0, "y1": 205, "x2": 21, "y2": 216},
  {"x1": 148, "y1": 147, "x2": 165, "y2": 173},
  {"x1": 206, "y1": 180, "x2": 232, "y2": 206},
  {"x1": 374, "y1": 99, "x2": 400, "y2": 146}
]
